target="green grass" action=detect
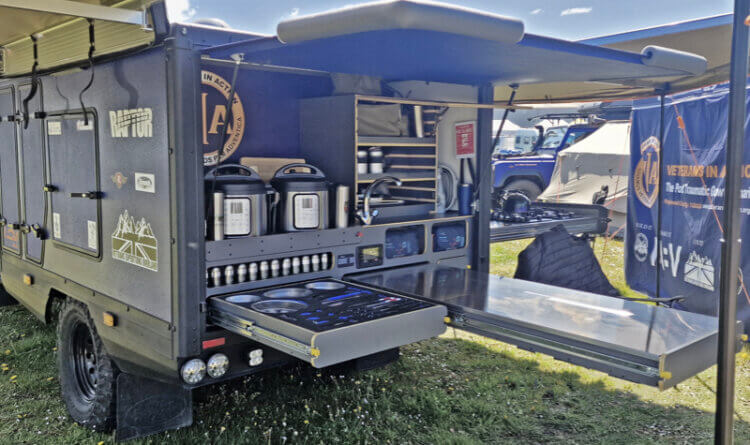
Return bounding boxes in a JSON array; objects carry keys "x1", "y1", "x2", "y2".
[{"x1": 1, "y1": 239, "x2": 749, "y2": 444}]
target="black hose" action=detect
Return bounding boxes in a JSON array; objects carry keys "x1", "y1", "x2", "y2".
[{"x1": 79, "y1": 20, "x2": 96, "y2": 126}]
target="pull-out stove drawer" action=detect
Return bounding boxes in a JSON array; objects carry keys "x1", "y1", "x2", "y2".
[{"x1": 208, "y1": 279, "x2": 447, "y2": 368}]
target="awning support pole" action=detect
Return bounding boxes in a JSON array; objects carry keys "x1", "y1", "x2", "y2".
[
  {"x1": 715, "y1": 1, "x2": 749, "y2": 443},
  {"x1": 472, "y1": 84, "x2": 495, "y2": 274},
  {"x1": 491, "y1": 85, "x2": 517, "y2": 151}
]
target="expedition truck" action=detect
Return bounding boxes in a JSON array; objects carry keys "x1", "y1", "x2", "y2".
[
  {"x1": 491, "y1": 123, "x2": 600, "y2": 201},
  {"x1": 0, "y1": 0, "x2": 735, "y2": 441}
]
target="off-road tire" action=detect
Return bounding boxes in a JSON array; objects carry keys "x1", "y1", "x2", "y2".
[
  {"x1": 503, "y1": 179, "x2": 543, "y2": 202},
  {"x1": 0, "y1": 284, "x2": 17, "y2": 306},
  {"x1": 57, "y1": 299, "x2": 118, "y2": 433}
]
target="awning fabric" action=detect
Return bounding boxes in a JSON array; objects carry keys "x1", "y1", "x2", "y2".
[
  {"x1": 0, "y1": 0, "x2": 156, "y2": 77},
  {"x1": 205, "y1": 1, "x2": 708, "y2": 104}
]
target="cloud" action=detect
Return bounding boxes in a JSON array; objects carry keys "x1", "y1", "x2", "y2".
[
  {"x1": 530, "y1": 8, "x2": 542, "y2": 15},
  {"x1": 290, "y1": 8, "x2": 300, "y2": 17},
  {"x1": 561, "y1": 7, "x2": 592, "y2": 16},
  {"x1": 165, "y1": 0, "x2": 196, "y2": 22}
]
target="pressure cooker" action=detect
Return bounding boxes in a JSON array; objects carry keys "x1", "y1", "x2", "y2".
[
  {"x1": 271, "y1": 163, "x2": 330, "y2": 232},
  {"x1": 206, "y1": 164, "x2": 272, "y2": 239}
]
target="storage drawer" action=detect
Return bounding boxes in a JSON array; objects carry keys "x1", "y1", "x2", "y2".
[{"x1": 208, "y1": 279, "x2": 446, "y2": 368}]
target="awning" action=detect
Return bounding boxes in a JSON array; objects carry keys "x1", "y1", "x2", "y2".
[
  {"x1": 0, "y1": 0, "x2": 158, "y2": 77},
  {"x1": 204, "y1": 1, "x2": 708, "y2": 104}
]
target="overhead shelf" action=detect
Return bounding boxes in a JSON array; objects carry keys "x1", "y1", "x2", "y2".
[{"x1": 358, "y1": 136, "x2": 437, "y2": 147}]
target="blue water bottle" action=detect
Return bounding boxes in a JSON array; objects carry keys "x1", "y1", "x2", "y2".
[{"x1": 458, "y1": 183, "x2": 473, "y2": 215}]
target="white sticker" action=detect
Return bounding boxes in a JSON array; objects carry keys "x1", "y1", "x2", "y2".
[
  {"x1": 134, "y1": 173, "x2": 156, "y2": 193},
  {"x1": 47, "y1": 121, "x2": 62, "y2": 136},
  {"x1": 53, "y1": 213, "x2": 61, "y2": 238},
  {"x1": 76, "y1": 120, "x2": 93, "y2": 131},
  {"x1": 87, "y1": 220, "x2": 98, "y2": 251},
  {"x1": 293, "y1": 194, "x2": 320, "y2": 229}
]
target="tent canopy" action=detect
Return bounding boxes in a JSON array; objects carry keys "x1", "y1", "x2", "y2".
[
  {"x1": 538, "y1": 121, "x2": 631, "y2": 234},
  {"x1": 0, "y1": 0, "x2": 158, "y2": 77}
]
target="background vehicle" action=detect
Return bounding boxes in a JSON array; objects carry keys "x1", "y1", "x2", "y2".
[{"x1": 491, "y1": 123, "x2": 600, "y2": 201}]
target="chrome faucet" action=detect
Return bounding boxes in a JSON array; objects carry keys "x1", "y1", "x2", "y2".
[{"x1": 356, "y1": 176, "x2": 403, "y2": 225}]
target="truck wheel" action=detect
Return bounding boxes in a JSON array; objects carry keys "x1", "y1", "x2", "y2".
[
  {"x1": 0, "y1": 284, "x2": 17, "y2": 306},
  {"x1": 503, "y1": 179, "x2": 542, "y2": 202},
  {"x1": 57, "y1": 299, "x2": 117, "y2": 432}
]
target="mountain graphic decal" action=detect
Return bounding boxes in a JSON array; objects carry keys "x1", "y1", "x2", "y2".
[{"x1": 112, "y1": 210, "x2": 158, "y2": 272}]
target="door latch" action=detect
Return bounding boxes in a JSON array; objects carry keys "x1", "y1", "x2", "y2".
[
  {"x1": 29, "y1": 224, "x2": 46, "y2": 239},
  {"x1": 43, "y1": 184, "x2": 58, "y2": 192},
  {"x1": 7, "y1": 223, "x2": 20, "y2": 230},
  {"x1": 19, "y1": 224, "x2": 31, "y2": 234},
  {"x1": 70, "y1": 191, "x2": 103, "y2": 200}
]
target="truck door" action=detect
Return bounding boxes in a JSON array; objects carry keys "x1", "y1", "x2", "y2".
[
  {"x1": 17, "y1": 84, "x2": 46, "y2": 262},
  {"x1": 45, "y1": 113, "x2": 100, "y2": 256},
  {"x1": 348, "y1": 264, "x2": 741, "y2": 390},
  {"x1": 0, "y1": 87, "x2": 20, "y2": 254}
]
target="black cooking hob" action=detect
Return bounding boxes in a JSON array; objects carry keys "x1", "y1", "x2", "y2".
[
  {"x1": 491, "y1": 207, "x2": 576, "y2": 223},
  {"x1": 219, "y1": 280, "x2": 433, "y2": 332}
]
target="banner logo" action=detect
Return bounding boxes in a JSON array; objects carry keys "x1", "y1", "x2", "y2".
[
  {"x1": 201, "y1": 70, "x2": 245, "y2": 166},
  {"x1": 633, "y1": 136, "x2": 660, "y2": 208},
  {"x1": 683, "y1": 251, "x2": 715, "y2": 291},
  {"x1": 633, "y1": 233, "x2": 649, "y2": 262}
]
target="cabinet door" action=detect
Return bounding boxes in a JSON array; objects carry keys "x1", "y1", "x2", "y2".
[
  {"x1": 46, "y1": 114, "x2": 100, "y2": 256},
  {"x1": 17, "y1": 84, "x2": 46, "y2": 262},
  {"x1": 0, "y1": 88, "x2": 20, "y2": 254}
]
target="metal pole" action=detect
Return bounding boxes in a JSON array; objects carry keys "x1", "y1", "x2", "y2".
[
  {"x1": 656, "y1": 93, "x2": 665, "y2": 300},
  {"x1": 491, "y1": 86, "x2": 517, "y2": 151},
  {"x1": 715, "y1": 2, "x2": 749, "y2": 443}
]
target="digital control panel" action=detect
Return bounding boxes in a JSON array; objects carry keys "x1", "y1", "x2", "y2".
[{"x1": 357, "y1": 244, "x2": 384, "y2": 268}]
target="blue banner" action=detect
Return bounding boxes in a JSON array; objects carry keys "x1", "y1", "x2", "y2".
[{"x1": 627, "y1": 83, "x2": 750, "y2": 329}]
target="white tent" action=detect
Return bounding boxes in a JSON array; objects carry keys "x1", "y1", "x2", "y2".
[{"x1": 538, "y1": 121, "x2": 630, "y2": 237}]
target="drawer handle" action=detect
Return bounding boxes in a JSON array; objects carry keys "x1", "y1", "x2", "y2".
[{"x1": 70, "y1": 191, "x2": 103, "y2": 200}]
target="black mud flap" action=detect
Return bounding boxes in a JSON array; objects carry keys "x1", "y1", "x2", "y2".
[{"x1": 115, "y1": 373, "x2": 193, "y2": 442}]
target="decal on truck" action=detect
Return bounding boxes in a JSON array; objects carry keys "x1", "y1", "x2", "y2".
[
  {"x1": 201, "y1": 70, "x2": 245, "y2": 166},
  {"x1": 111, "y1": 172, "x2": 127, "y2": 189},
  {"x1": 109, "y1": 108, "x2": 153, "y2": 138},
  {"x1": 111, "y1": 210, "x2": 158, "y2": 272}
]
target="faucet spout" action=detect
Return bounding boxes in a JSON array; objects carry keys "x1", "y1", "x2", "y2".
[{"x1": 356, "y1": 176, "x2": 402, "y2": 225}]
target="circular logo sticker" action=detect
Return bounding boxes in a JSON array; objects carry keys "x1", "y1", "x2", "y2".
[
  {"x1": 201, "y1": 70, "x2": 245, "y2": 166},
  {"x1": 634, "y1": 232, "x2": 649, "y2": 262}
]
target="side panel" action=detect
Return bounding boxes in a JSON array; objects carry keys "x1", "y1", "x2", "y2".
[
  {"x1": 41, "y1": 49, "x2": 173, "y2": 322},
  {"x1": 0, "y1": 87, "x2": 20, "y2": 253},
  {"x1": 17, "y1": 83, "x2": 47, "y2": 262}
]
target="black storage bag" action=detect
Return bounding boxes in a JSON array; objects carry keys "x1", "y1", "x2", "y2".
[{"x1": 514, "y1": 225, "x2": 620, "y2": 297}]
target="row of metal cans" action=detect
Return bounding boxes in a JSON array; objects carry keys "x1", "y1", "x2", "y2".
[{"x1": 208, "y1": 253, "x2": 332, "y2": 287}]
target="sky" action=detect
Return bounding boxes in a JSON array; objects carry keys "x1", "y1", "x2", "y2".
[{"x1": 164, "y1": 0, "x2": 734, "y2": 41}]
